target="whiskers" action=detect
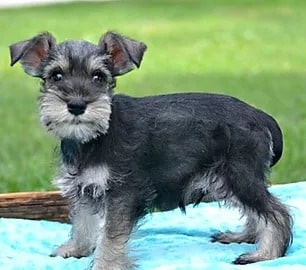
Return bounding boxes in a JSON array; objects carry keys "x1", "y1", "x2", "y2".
[{"x1": 39, "y1": 91, "x2": 112, "y2": 143}]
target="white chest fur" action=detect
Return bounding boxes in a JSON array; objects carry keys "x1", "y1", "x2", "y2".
[{"x1": 54, "y1": 164, "x2": 111, "y2": 199}]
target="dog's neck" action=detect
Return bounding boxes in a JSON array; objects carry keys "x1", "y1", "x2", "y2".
[{"x1": 60, "y1": 133, "x2": 108, "y2": 172}]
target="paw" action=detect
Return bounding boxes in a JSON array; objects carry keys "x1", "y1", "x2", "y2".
[
  {"x1": 50, "y1": 242, "x2": 90, "y2": 258},
  {"x1": 210, "y1": 231, "x2": 232, "y2": 244},
  {"x1": 211, "y1": 231, "x2": 256, "y2": 244},
  {"x1": 233, "y1": 253, "x2": 256, "y2": 264},
  {"x1": 233, "y1": 252, "x2": 268, "y2": 264}
]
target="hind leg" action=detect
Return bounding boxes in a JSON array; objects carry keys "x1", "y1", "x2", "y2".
[
  {"x1": 232, "y1": 193, "x2": 292, "y2": 264},
  {"x1": 211, "y1": 212, "x2": 257, "y2": 244},
  {"x1": 212, "y1": 181, "x2": 292, "y2": 263},
  {"x1": 212, "y1": 172, "x2": 292, "y2": 264},
  {"x1": 211, "y1": 128, "x2": 292, "y2": 263}
]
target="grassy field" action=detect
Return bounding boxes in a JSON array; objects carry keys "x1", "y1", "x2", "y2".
[{"x1": 0, "y1": 0, "x2": 305, "y2": 192}]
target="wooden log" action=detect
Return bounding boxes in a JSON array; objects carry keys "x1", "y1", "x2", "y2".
[{"x1": 0, "y1": 191, "x2": 69, "y2": 223}]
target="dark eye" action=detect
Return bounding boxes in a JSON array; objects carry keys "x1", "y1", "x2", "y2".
[
  {"x1": 50, "y1": 70, "x2": 63, "y2": 82},
  {"x1": 92, "y1": 70, "x2": 105, "y2": 83}
]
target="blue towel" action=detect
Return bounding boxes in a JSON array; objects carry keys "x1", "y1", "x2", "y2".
[{"x1": 1, "y1": 182, "x2": 306, "y2": 270}]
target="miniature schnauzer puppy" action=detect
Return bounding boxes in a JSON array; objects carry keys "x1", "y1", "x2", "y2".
[{"x1": 10, "y1": 31, "x2": 292, "y2": 269}]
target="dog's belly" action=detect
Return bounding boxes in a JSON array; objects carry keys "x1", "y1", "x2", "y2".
[
  {"x1": 153, "y1": 193, "x2": 216, "y2": 212},
  {"x1": 151, "y1": 170, "x2": 225, "y2": 212},
  {"x1": 153, "y1": 189, "x2": 184, "y2": 211}
]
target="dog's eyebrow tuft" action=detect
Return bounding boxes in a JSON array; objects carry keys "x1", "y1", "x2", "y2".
[
  {"x1": 86, "y1": 55, "x2": 110, "y2": 70},
  {"x1": 43, "y1": 57, "x2": 70, "y2": 78}
]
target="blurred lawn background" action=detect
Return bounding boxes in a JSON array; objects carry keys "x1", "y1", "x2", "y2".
[{"x1": 0, "y1": 0, "x2": 305, "y2": 192}]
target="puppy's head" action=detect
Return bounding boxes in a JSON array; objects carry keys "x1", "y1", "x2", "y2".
[{"x1": 9, "y1": 32, "x2": 147, "y2": 142}]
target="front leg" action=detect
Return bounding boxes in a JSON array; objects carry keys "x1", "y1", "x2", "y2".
[
  {"x1": 93, "y1": 194, "x2": 140, "y2": 270},
  {"x1": 51, "y1": 195, "x2": 102, "y2": 258}
]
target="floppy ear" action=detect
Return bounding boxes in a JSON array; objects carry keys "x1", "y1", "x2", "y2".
[
  {"x1": 99, "y1": 31, "x2": 147, "y2": 76},
  {"x1": 9, "y1": 33, "x2": 56, "y2": 77}
]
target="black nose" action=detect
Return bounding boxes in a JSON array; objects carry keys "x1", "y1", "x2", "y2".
[{"x1": 67, "y1": 100, "x2": 87, "y2": 116}]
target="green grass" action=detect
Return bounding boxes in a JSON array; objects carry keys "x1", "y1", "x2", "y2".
[{"x1": 0, "y1": 0, "x2": 305, "y2": 192}]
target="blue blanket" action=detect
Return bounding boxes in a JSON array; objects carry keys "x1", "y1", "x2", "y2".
[{"x1": 1, "y1": 182, "x2": 306, "y2": 270}]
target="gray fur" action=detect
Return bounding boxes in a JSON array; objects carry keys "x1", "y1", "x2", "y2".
[{"x1": 9, "y1": 31, "x2": 292, "y2": 269}]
